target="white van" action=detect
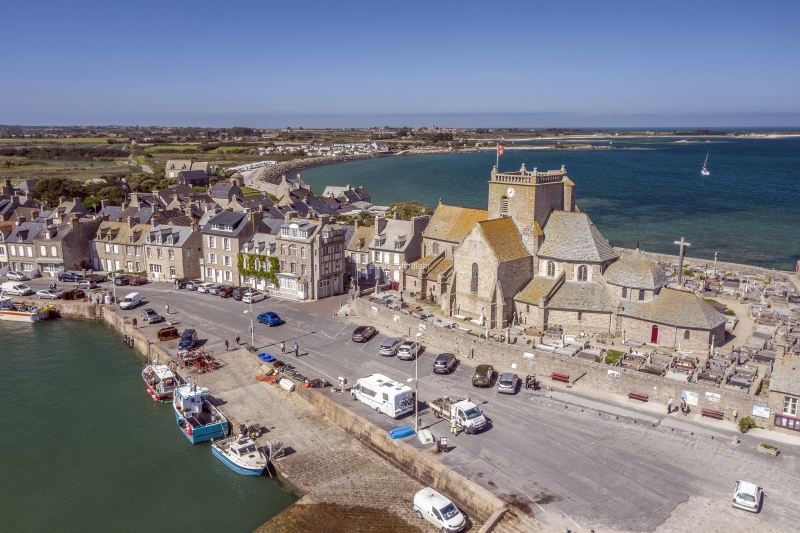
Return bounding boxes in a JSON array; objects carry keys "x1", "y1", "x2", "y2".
[
  {"x1": 413, "y1": 488, "x2": 466, "y2": 532},
  {"x1": 1, "y1": 281, "x2": 34, "y2": 296},
  {"x1": 119, "y1": 292, "x2": 142, "y2": 309},
  {"x1": 351, "y1": 373, "x2": 413, "y2": 418}
]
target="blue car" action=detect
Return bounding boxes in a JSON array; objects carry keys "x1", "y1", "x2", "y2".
[{"x1": 257, "y1": 312, "x2": 281, "y2": 326}]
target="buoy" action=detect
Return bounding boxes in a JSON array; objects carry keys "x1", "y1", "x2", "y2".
[
  {"x1": 185, "y1": 424, "x2": 193, "y2": 435},
  {"x1": 305, "y1": 381, "x2": 311, "y2": 388}
]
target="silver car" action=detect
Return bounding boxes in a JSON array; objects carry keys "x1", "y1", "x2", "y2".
[
  {"x1": 73, "y1": 280, "x2": 98, "y2": 289},
  {"x1": 732, "y1": 480, "x2": 762, "y2": 513},
  {"x1": 497, "y1": 373, "x2": 519, "y2": 394},
  {"x1": 6, "y1": 271, "x2": 28, "y2": 281},
  {"x1": 396, "y1": 341, "x2": 422, "y2": 360},
  {"x1": 36, "y1": 289, "x2": 63, "y2": 299},
  {"x1": 378, "y1": 337, "x2": 405, "y2": 356}
]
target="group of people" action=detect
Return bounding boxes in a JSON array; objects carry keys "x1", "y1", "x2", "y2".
[
  {"x1": 48, "y1": 282, "x2": 58, "y2": 291},
  {"x1": 667, "y1": 395, "x2": 689, "y2": 415},
  {"x1": 223, "y1": 335, "x2": 299, "y2": 358}
]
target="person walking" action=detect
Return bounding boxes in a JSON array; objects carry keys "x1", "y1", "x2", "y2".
[
  {"x1": 294, "y1": 342, "x2": 299, "y2": 357},
  {"x1": 680, "y1": 398, "x2": 687, "y2": 415},
  {"x1": 450, "y1": 417, "x2": 458, "y2": 436},
  {"x1": 280, "y1": 342, "x2": 286, "y2": 357},
  {"x1": 667, "y1": 395, "x2": 674, "y2": 414},
  {"x1": 132, "y1": 317, "x2": 137, "y2": 329},
  {"x1": 165, "y1": 304, "x2": 170, "y2": 315},
  {"x1": 225, "y1": 338, "x2": 229, "y2": 351},
  {"x1": 235, "y1": 333, "x2": 240, "y2": 346}
]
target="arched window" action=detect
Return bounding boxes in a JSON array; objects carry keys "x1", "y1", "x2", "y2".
[
  {"x1": 684, "y1": 330, "x2": 690, "y2": 340},
  {"x1": 471, "y1": 263, "x2": 479, "y2": 292},
  {"x1": 639, "y1": 290, "x2": 645, "y2": 301},
  {"x1": 500, "y1": 196, "x2": 509, "y2": 215},
  {"x1": 546, "y1": 261, "x2": 555, "y2": 277},
  {"x1": 433, "y1": 242, "x2": 439, "y2": 255},
  {"x1": 621, "y1": 287, "x2": 628, "y2": 298},
  {"x1": 577, "y1": 265, "x2": 588, "y2": 282},
  {"x1": 301, "y1": 247, "x2": 307, "y2": 258},
  {"x1": 288, "y1": 244, "x2": 297, "y2": 256}
]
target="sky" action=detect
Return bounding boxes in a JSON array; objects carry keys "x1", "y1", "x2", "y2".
[{"x1": 1, "y1": 0, "x2": 799, "y2": 128}]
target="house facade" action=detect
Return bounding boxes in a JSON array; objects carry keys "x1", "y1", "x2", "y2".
[
  {"x1": 200, "y1": 211, "x2": 256, "y2": 285},
  {"x1": 768, "y1": 361, "x2": 800, "y2": 436},
  {"x1": 91, "y1": 219, "x2": 151, "y2": 274},
  {"x1": 143, "y1": 224, "x2": 202, "y2": 281}
]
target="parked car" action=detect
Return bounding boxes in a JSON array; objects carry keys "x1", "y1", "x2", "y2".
[
  {"x1": 217, "y1": 286, "x2": 234, "y2": 298},
  {"x1": 128, "y1": 276, "x2": 148, "y2": 286},
  {"x1": 497, "y1": 373, "x2": 519, "y2": 394},
  {"x1": 178, "y1": 328, "x2": 198, "y2": 350},
  {"x1": 114, "y1": 274, "x2": 134, "y2": 286},
  {"x1": 174, "y1": 278, "x2": 192, "y2": 289},
  {"x1": 88, "y1": 273, "x2": 108, "y2": 283},
  {"x1": 472, "y1": 364, "x2": 494, "y2": 387},
  {"x1": 57, "y1": 271, "x2": 83, "y2": 282},
  {"x1": 185, "y1": 280, "x2": 201, "y2": 291},
  {"x1": 732, "y1": 480, "x2": 763, "y2": 513},
  {"x1": 433, "y1": 353, "x2": 457, "y2": 374},
  {"x1": 397, "y1": 341, "x2": 422, "y2": 360},
  {"x1": 204, "y1": 283, "x2": 222, "y2": 295},
  {"x1": 257, "y1": 311, "x2": 281, "y2": 326},
  {"x1": 140, "y1": 308, "x2": 163, "y2": 324},
  {"x1": 36, "y1": 289, "x2": 62, "y2": 299},
  {"x1": 242, "y1": 291, "x2": 266, "y2": 303},
  {"x1": 413, "y1": 488, "x2": 466, "y2": 533},
  {"x1": 119, "y1": 292, "x2": 142, "y2": 309},
  {"x1": 73, "y1": 280, "x2": 98, "y2": 289},
  {"x1": 232, "y1": 288, "x2": 244, "y2": 301},
  {"x1": 1, "y1": 282, "x2": 34, "y2": 295},
  {"x1": 197, "y1": 283, "x2": 216, "y2": 294},
  {"x1": 6, "y1": 271, "x2": 29, "y2": 281},
  {"x1": 378, "y1": 337, "x2": 405, "y2": 356},
  {"x1": 351, "y1": 325, "x2": 376, "y2": 342}
]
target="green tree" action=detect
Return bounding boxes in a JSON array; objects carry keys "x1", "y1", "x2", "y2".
[
  {"x1": 389, "y1": 200, "x2": 433, "y2": 220},
  {"x1": 34, "y1": 177, "x2": 85, "y2": 207}
]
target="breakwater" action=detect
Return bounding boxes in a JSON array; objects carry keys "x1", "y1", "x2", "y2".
[{"x1": 256, "y1": 153, "x2": 389, "y2": 184}]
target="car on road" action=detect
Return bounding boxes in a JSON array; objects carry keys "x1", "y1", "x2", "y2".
[
  {"x1": 497, "y1": 373, "x2": 519, "y2": 394},
  {"x1": 140, "y1": 308, "x2": 163, "y2": 324},
  {"x1": 413, "y1": 488, "x2": 466, "y2": 533},
  {"x1": 207, "y1": 284, "x2": 224, "y2": 295},
  {"x1": 242, "y1": 291, "x2": 266, "y2": 303},
  {"x1": 36, "y1": 289, "x2": 62, "y2": 299},
  {"x1": 472, "y1": 364, "x2": 495, "y2": 387},
  {"x1": 73, "y1": 279, "x2": 98, "y2": 290},
  {"x1": 6, "y1": 271, "x2": 29, "y2": 281},
  {"x1": 119, "y1": 292, "x2": 142, "y2": 310},
  {"x1": 378, "y1": 337, "x2": 405, "y2": 356},
  {"x1": 114, "y1": 274, "x2": 134, "y2": 286},
  {"x1": 351, "y1": 325, "x2": 376, "y2": 342},
  {"x1": 88, "y1": 273, "x2": 108, "y2": 283},
  {"x1": 217, "y1": 286, "x2": 234, "y2": 298},
  {"x1": 257, "y1": 311, "x2": 281, "y2": 326},
  {"x1": 732, "y1": 480, "x2": 763, "y2": 513},
  {"x1": 57, "y1": 271, "x2": 83, "y2": 282},
  {"x1": 396, "y1": 341, "x2": 422, "y2": 360},
  {"x1": 433, "y1": 353, "x2": 457, "y2": 374},
  {"x1": 128, "y1": 276, "x2": 148, "y2": 286},
  {"x1": 1, "y1": 282, "x2": 34, "y2": 295},
  {"x1": 178, "y1": 328, "x2": 198, "y2": 350}
]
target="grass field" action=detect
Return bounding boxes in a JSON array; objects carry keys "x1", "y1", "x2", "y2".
[
  {"x1": 240, "y1": 186, "x2": 263, "y2": 196},
  {"x1": 0, "y1": 137, "x2": 129, "y2": 144},
  {"x1": 144, "y1": 145, "x2": 199, "y2": 153}
]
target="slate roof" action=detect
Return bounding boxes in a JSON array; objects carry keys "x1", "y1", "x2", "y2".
[
  {"x1": 603, "y1": 249, "x2": 668, "y2": 289},
  {"x1": 98, "y1": 205, "x2": 124, "y2": 222},
  {"x1": 424, "y1": 256, "x2": 453, "y2": 281},
  {"x1": 7, "y1": 221, "x2": 45, "y2": 244},
  {"x1": 619, "y1": 287, "x2": 728, "y2": 329},
  {"x1": 201, "y1": 211, "x2": 251, "y2": 237},
  {"x1": 347, "y1": 226, "x2": 376, "y2": 252},
  {"x1": 148, "y1": 225, "x2": 196, "y2": 247},
  {"x1": 478, "y1": 217, "x2": 530, "y2": 262},
  {"x1": 515, "y1": 277, "x2": 558, "y2": 304},
  {"x1": 424, "y1": 204, "x2": 489, "y2": 244},
  {"x1": 538, "y1": 211, "x2": 617, "y2": 263},
  {"x1": 769, "y1": 358, "x2": 800, "y2": 396},
  {"x1": 94, "y1": 221, "x2": 151, "y2": 245},
  {"x1": 210, "y1": 182, "x2": 242, "y2": 199},
  {"x1": 176, "y1": 170, "x2": 209, "y2": 184},
  {"x1": 548, "y1": 281, "x2": 614, "y2": 312}
]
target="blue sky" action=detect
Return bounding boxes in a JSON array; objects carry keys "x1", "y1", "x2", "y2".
[{"x1": 1, "y1": 1, "x2": 798, "y2": 127}]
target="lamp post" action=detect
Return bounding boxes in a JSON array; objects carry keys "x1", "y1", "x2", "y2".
[{"x1": 413, "y1": 331, "x2": 423, "y2": 432}]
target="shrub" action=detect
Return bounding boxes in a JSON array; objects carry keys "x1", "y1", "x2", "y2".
[
  {"x1": 738, "y1": 416, "x2": 759, "y2": 433},
  {"x1": 759, "y1": 443, "x2": 778, "y2": 451},
  {"x1": 604, "y1": 349, "x2": 624, "y2": 365},
  {"x1": 725, "y1": 309, "x2": 736, "y2": 316}
]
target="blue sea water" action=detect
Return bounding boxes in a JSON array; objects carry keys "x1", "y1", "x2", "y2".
[{"x1": 299, "y1": 137, "x2": 800, "y2": 270}]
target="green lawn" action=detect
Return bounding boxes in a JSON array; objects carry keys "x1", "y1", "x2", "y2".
[
  {"x1": 144, "y1": 145, "x2": 199, "y2": 153},
  {"x1": 241, "y1": 186, "x2": 263, "y2": 197}
]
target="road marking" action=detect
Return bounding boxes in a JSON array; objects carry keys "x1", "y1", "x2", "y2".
[{"x1": 335, "y1": 321, "x2": 351, "y2": 337}]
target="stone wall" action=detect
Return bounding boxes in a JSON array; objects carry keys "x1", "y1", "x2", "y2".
[
  {"x1": 614, "y1": 247, "x2": 794, "y2": 279},
  {"x1": 353, "y1": 297, "x2": 765, "y2": 422}
]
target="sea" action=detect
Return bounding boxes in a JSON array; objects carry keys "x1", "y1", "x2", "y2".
[
  {"x1": 299, "y1": 136, "x2": 800, "y2": 271},
  {"x1": 0, "y1": 319, "x2": 295, "y2": 533}
]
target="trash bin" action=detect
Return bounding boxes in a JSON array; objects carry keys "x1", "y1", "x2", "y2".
[
  {"x1": 439, "y1": 437, "x2": 447, "y2": 452},
  {"x1": 104, "y1": 294, "x2": 112, "y2": 305}
]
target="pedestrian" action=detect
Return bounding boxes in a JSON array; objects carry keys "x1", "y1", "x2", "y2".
[
  {"x1": 294, "y1": 342, "x2": 298, "y2": 357},
  {"x1": 667, "y1": 395, "x2": 674, "y2": 414},
  {"x1": 680, "y1": 398, "x2": 687, "y2": 414},
  {"x1": 280, "y1": 342, "x2": 285, "y2": 357},
  {"x1": 165, "y1": 304, "x2": 170, "y2": 315},
  {"x1": 450, "y1": 417, "x2": 458, "y2": 436},
  {"x1": 54, "y1": 282, "x2": 58, "y2": 290},
  {"x1": 132, "y1": 317, "x2": 137, "y2": 329},
  {"x1": 235, "y1": 333, "x2": 240, "y2": 346},
  {"x1": 225, "y1": 338, "x2": 229, "y2": 351}
]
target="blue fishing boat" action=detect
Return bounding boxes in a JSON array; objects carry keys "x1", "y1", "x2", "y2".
[
  {"x1": 211, "y1": 435, "x2": 268, "y2": 476},
  {"x1": 173, "y1": 380, "x2": 228, "y2": 444}
]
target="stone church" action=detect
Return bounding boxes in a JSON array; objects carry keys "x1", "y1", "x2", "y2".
[{"x1": 427, "y1": 164, "x2": 726, "y2": 352}]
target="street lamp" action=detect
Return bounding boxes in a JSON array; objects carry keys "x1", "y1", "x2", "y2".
[{"x1": 407, "y1": 331, "x2": 423, "y2": 432}]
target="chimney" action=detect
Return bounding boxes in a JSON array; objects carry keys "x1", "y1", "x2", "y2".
[
  {"x1": 100, "y1": 199, "x2": 109, "y2": 209},
  {"x1": 72, "y1": 197, "x2": 81, "y2": 206},
  {"x1": 284, "y1": 210, "x2": 292, "y2": 223},
  {"x1": 249, "y1": 210, "x2": 260, "y2": 233},
  {"x1": 184, "y1": 205, "x2": 193, "y2": 218},
  {"x1": 16, "y1": 215, "x2": 26, "y2": 227},
  {"x1": 59, "y1": 212, "x2": 67, "y2": 223},
  {"x1": 190, "y1": 219, "x2": 198, "y2": 232},
  {"x1": 376, "y1": 215, "x2": 387, "y2": 234},
  {"x1": 121, "y1": 201, "x2": 129, "y2": 210},
  {"x1": 354, "y1": 219, "x2": 363, "y2": 229},
  {"x1": 127, "y1": 216, "x2": 135, "y2": 228},
  {"x1": 173, "y1": 193, "x2": 180, "y2": 203},
  {"x1": 319, "y1": 214, "x2": 330, "y2": 227},
  {"x1": 393, "y1": 211, "x2": 400, "y2": 220},
  {"x1": 59, "y1": 196, "x2": 67, "y2": 204},
  {"x1": 68, "y1": 215, "x2": 78, "y2": 228}
]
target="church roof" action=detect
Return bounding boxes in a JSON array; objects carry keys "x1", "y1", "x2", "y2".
[
  {"x1": 619, "y1": 287, "x2": 727, "y2": 330},
  {"x1": 603, "y1": 249, "x2": 668, "y2": 290},
  {"x1": 770, "y1": 357, "x2": 800, "y2": 396},
  {"x1": 515, "y1": 277, "x2": 557, "y2": 304},
  {"x1": 538, "y1": 211, "x2": 618, "y2": 263},
  {"x1": 478, "y1": 217, "x2": 530, "y2": 262},
  {"x1": 424, "y1": 204, "x2": 488, "y2": 244},
  {"x1": 548, "y1": 281, "x2": 614, "y2": 312},
  {"x1": 425, "y1": 256, "x2": 453, "y2": 281}
]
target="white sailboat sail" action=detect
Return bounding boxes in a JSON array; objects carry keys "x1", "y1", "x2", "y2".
[{"x1": 701, "y1": 152, "x2": 710, "y2": 176}]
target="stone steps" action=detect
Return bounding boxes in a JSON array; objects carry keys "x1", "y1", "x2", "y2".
[{"x1": 490, "y1": 511, "x2": 542, "y2": 533}]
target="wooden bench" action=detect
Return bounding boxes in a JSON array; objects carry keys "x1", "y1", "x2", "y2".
[
  {"x1": 627, "y1": 391, "x2": 649, "y2": 402},
  {"x1": 701, "y1": 408, "x2": 725, "y2": 420},
  {"x1": 551, "y1": 372, "x2": 570, "y2": 383}
]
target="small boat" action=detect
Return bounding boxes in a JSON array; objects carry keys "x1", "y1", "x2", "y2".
[
  {"x1": 0, "y1": 294, "x2": 51, "y2": 322},
  {"x1": 142, "y1": 361, "x2": 181, "y2": 401},
  {"x1": 701, "y1": 152, "x2": 710, "y2": 176},
  {"x1": 211, "y1": 435, "x2": 267, "y2": 476},
  {"x1": 173, "y1": 380, "x2": 229, "y2": 444}
]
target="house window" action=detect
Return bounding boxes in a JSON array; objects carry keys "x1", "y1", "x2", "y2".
[
  {"x1": 546, "y1": 261, "x2": 555, "y2": 277},
  {"x1": 223, "y1": 238, "x2": 231, "y2": 251},
  {"x1": 135, "y1": 262, "x2": 141, "y2": 271},
  {"x1": 433, "y1": 242, "x2": 439, "y2": 255},
  {"x1": 301, "y1": 264, "x2": 307, "y2": 275},
  {"x1": 335, "y1": 260, "x2": 340, "y2": 269},
  {"x1": 577, "y1": 265, "x2": 588, "y2": 282},
  {"x1": 280, "y1": 260, "x2": 286, "y2": 271},
  {"x1": 135, "y1": 246, "x2": 141, "y2": 256},
  {"x1": 51, "y1": 246, "x2": 58, "y2": 257},
  {"x1": 209, "y1": 253, "x2": 217, "y2": 264},
  {"x1": 224, "y1": 256, "x2": 231, "y2": 266},
  {"x1": 157, "y1": 248, "x2": 163, "y2": 259},
  {"x1": 27, "y1": 246, "x2": 32, "y2": 257},
  {"x1": 104, "y1": 243, "x2": 111, "y2": 253},
  {"x1": 125, "y1": 245, "x2": 131, "y2": 255},
  {"x1": 684, "y1": 330, "x2": 690, "y2": 340},
  {"x1": 639, "y1": 290, "x2": 645, "y2": 301},
  {"x1": 500, "y1": 196, "x2": 509, "y2": 215},
  {"x1": 280, "y1": 244, "x2": 286, "y2": 254},
  {"x1": 393, "y1": 253, "x2": 400, "y2": 265},
  {"x1": 225, "y1": 271, "x2": 232, "y2": 281},
  {"x1": 40, "y1": 245, "x2": 46, "y2": 256},
  {"x1": 149, "y1": 264, "x2": 162, "y2": 273},
  {"x1": 168, "y1": 250, "x2": 174, "y2": 260},
  {"x1": 784, "y1": 397, "x2": 798, "y2": 416},
  {"x1": 208, "y1": 236, "x2": 216, "y2": 248},
  {"x1": 289, "y1": 244, "x2": 297, "y2": 256},
  {"x1": 290, "y1": 262, "x2": 296, "y2": 273},
  {"x1": 622, "y1": 287, "x2": 627, "y2": 298},
  {"x1": 146, "y1": 247, "x2": 152, "y2": 258},
  {"x1": 471, "y1": 263, "x2": 479, "y2": 292},
  {"x1": 170, "y1": 266, "x2": 176, "y2": 277},
  {"x1": 207, "y1": 267, "x2": 214, "y2": 277},
  {"x1": 0, "y1": 246, "x2": 4, "y2": 255},
  {"x1": 301, "y1": 247, "x2": 307, "y2": 258},
  {"x1": 374, "y1": 251, "x2": 382, "y2": 262},
  {"x1": 21, "y1": 262, "x2": 34, "y2": 271},
  {"x1": 360, "y1": 253, "x2": 366, "y2": 264},
  {"x1": 113, "y1": 245, "x2": 119, "y2": 255}
]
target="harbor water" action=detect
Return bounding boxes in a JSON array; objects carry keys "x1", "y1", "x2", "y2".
[
  {"x1": 0, "y1": 320, "x2": 296, "y2": 533},
  {"x1": 299, "y1": 136, "x2": 800, "y2": 270}
]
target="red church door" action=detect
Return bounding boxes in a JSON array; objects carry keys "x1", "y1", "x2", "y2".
[{"x1": 651, "y1": 325, "x2": 659, "y2": 344}]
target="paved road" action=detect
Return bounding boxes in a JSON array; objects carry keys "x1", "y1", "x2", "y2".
[{"x1": 24, "y1": 278, "x2": 800, "y2": 532}]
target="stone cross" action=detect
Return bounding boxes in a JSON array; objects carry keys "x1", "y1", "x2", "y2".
[{"x1": 674, "y1": 237, "x2": 692, "y2": 285}]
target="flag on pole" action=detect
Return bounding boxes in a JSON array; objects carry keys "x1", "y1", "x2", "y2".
[{"x1": 497, "y1": 144, "x2": 505, "y2": 156}]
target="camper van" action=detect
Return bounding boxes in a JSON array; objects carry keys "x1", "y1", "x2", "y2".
[{"x1": 351, "y1": 373, "x2": 414, "y2": 418}]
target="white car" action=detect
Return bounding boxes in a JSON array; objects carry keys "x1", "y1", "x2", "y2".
[
  {"x1": 197, "y1": 282, "x2": 216, "y2": 294},
  {"x1": 6, "y1": 271, "x2": 29, "y2": 281},
  {"x1": 732, "y1": 480, "x2": 762, "y2": 513},
  {"x1": 36, "y1": 289, "x2": 63, "y2": 299},
  {"x1": 413, "y1": 488, "x2": 466, "y2": 532},
  {"x1": 73, "y1": 280, "x2": 98, "y2": 289},
  {"x1": 242, "y1": 291, "x2": 266, "y2": 303}
]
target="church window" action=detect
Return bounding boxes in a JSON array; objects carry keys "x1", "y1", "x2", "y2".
[
  {"x1": 639, "y1": 290, "x2": 645, "y2": 301},
  {"x1": 577, "y1": 265, "x2": 588, "y2": 282},
  {"x1": 684, "y1": 330, "x2": 690, "y2": 340},
  {"x1": 471, "y1": 263, "x2": 479, "y2": 292},
  {"x1": 500, "y1": 196, "x2": 509, "y2": 215},
  {"x1": 546, "y1": 261, "x2": 555, "y2": 277},
  {"x1": 622, "y1": 287, "x2": 627, "y2": 298},
  {"x1": 433, "y1": 242, "x2": 439, "y2": 255}
]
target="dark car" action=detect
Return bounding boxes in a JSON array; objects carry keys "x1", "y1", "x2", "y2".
[
  {"x1": 114, "y1": 274, "x2": 134, "y2": 286},
  {"x1": 472, "y1": 364, "x2": 495, "y2": 387},
  {"x1": 178, "y1": 328, "x2": 198, "y2": 350},
  {"x1": 218, "y1": 286, "x2": 234, "y2": 298},
  {"x1": 57, "y1": 271, "x2": 83, "y2": 282},
  {"x1": 128, "y1": 276, "x2": 148, "y2": 286},
  {"x1": 351, "y1": 325, "x2": 376, "y2": 342},
  {"x1": 232, "y1": 288, "x2": 244, "y2": 301},
  {"x1": 433, "y1": 353, "x2": 457, "y2": 374},
  {"x1": 88, "y1": 273, "x2": 108, "y2": 283},
  {"x1": 174, "y1": 278, "x2": 192, "y2": 289}
]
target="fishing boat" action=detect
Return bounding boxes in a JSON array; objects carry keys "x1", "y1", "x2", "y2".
[
  {"x1": 701, "y1": 152, "x2": 710, "y2": 176},
  {"x1": 0, "y1": 294, "x2": 51, "y2": 322},
  {"x1": 211, "y1": 435, "x2": 268, "y2": 476},
  {"x1": 173, "y1": 380, "x2": 229, "y2": 444},
  {"x1": 142, "y1": 361, "x2": 181, "y2": 401}
]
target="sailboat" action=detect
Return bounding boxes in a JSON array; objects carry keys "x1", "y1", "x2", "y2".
[{"x1": 701, "y1": 152, "x2": 710, "y2": 176}]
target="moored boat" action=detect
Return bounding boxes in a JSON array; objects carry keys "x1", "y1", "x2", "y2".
[
  {"x1": 0, "y1": 296, "x2": 51, "y2": 322},
  {"x1": 211, "y1": 435, "x2": 267, "y2": 476},
  {"x1": 142, "y1": 361, "x2": 181, "y2": 401},
  {"x1": 173, "y1": 380, "x2": 228, "y2": 444}
]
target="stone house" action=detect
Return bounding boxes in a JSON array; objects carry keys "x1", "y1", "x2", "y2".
[
  {"x1": 768, "y1": 359, "x2": 800, "y2": 435},
  {"x1": 239, "y1": 232, "x2": 277, "y2": 291},
  {"x1": 1, "y1": 219, "x2": 46, "y2": 276},
  {"x1": 209, "y1": 181, "x2": 243, "y2": 208},
  {"x1": 363, "y1": 214, "x2": 429, "y2": 287},
  {"x1": 91, "y1": 219, "x2": 152, "y2": 274},
  {"x1": 200, "y1": 210, "x2": 257, "y2": 285},
  {"x1": 0, "y1": 220, "x2": 14, "y2": 268},
  {"x1": 175, "y1": 170, "x2": 210, "y2": 188},
  {"x1": 345, "y1": 221, "x2": 376, "y2": 287},
  {"x1": 143, "y1": 224, "x2": 202, "y2": 282},
  {"x1": 32, "y1": 215, "x2": 101, "y2": 276},
  {"x1": 164, "y1": 159, "x2": 211, "y2": 178}
]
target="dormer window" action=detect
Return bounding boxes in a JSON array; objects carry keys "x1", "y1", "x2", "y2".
[
  {"x1": 97, "y1": 233, "x2": 102, "y2": 240},
  {"x1": 145, "y1": 235, "x2": 151, "y2": 244},
  {"x1": 167, "y1": 236, "x2": 174, "y2": 246}
]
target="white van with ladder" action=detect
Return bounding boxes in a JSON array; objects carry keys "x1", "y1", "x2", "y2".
[{"x1": 351, "y1": 373, "x2": 414, "y2": 418}]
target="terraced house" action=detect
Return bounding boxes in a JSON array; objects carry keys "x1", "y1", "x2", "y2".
[
  {"x1": 200, "y1": 211, "x2": 256, "y2": 285},
  {"x1": 143, "y1": 224, "x2": 202, "y2": 282},
  {"x1": 91, "y1": 218, "x2": 151, "y2": 274}
]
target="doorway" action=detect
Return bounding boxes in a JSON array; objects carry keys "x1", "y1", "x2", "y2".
[{"x1": 651, "y1": 325, "x2": 659, "y2": 344}]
